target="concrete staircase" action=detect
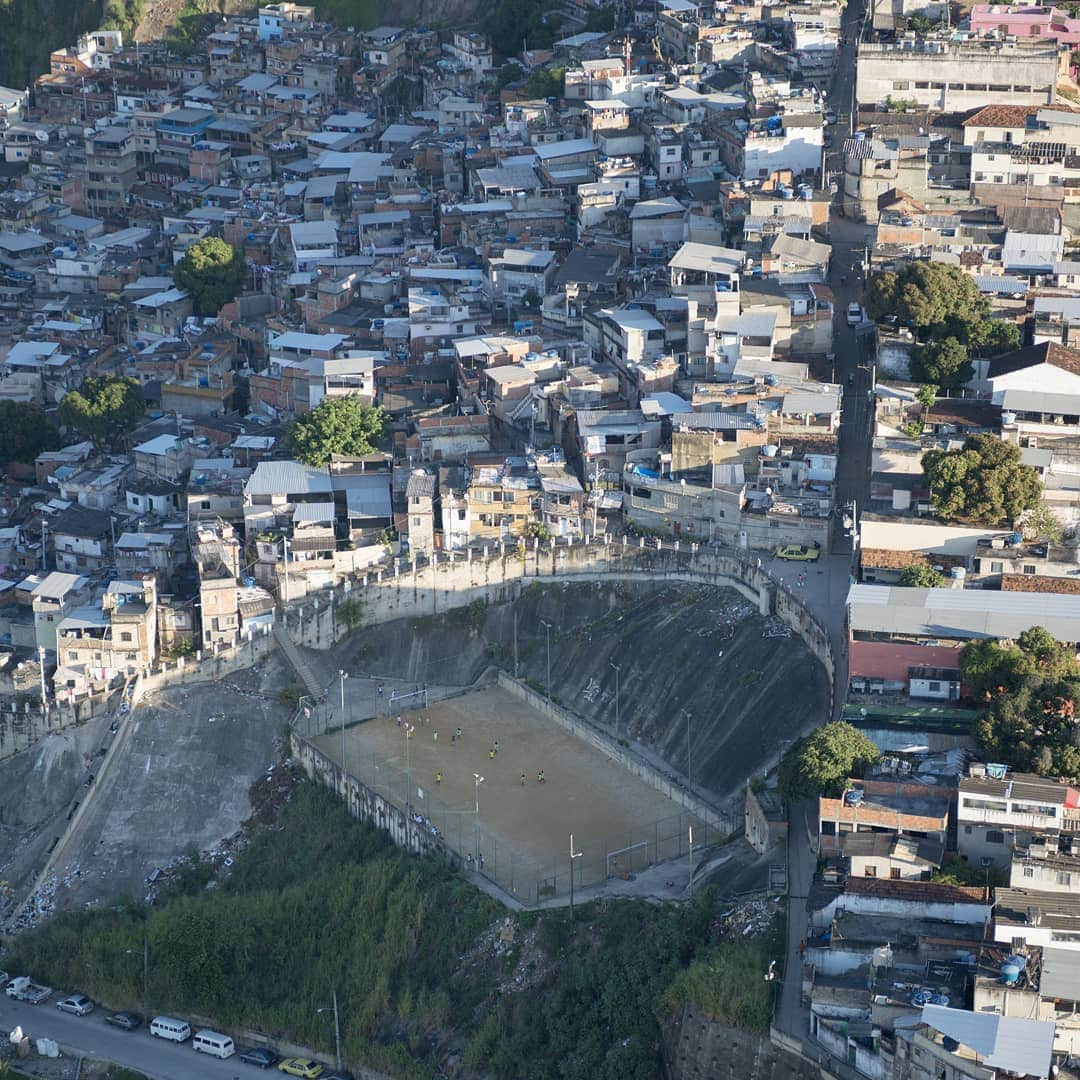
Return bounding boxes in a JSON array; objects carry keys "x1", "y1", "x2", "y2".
[{"x1": 273, "y1": 623, "x2": 324, "y2": 700}]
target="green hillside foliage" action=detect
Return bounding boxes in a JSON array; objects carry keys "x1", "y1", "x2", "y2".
[
  {"x1": 0, "y1": 0, "x2": 103, "y2": 86},
  {"x1": 6, "y1": 782, "x2": 780, "y2": 1078}
]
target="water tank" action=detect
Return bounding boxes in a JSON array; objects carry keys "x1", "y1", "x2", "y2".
[
  {"x1": 950, "y1": 566, "x2": 966, "y2": 585},
  {"x1": 764, "y1": 374, "x2": 779, "y2": 386},
  {"x1": 1009, "y1": 532, "x2": 1023, "y2": 546},
  {"x1": 942, "y1": 1036, "x2": 960, "y2": 1053},
  {"x1": 762, "y1": 445, "x2": 779, "y2": 458},
  {"x1": 1001, "y1": 963, "x2": 1021, "y2": 985},
  {"x1": 1001, "y1": 411, "x2": 1017, "y2": 425}
]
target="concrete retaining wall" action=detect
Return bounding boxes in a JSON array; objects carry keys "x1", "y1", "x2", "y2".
[
  {"x1": 277, "y1": 540, "x2": 836, "y2": 719},
  {"x1": 292, "y1": 732, "x2": 448, "y2": 860},
  {"x1": 496, "y1": 671, "x2": 734, "y2": 834}
]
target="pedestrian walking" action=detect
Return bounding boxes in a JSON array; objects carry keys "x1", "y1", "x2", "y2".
[
  {"x1": 493, "y1": 740, "x2": 499, "y2": 754},
  {"x1": 478, "y1": 853, "x2": 485, "y2": 870},
  {"x1": 396, "y1": 715, "x2": 402, "y2": 727},
  {"x1": 466, "y1": 853, "x2": 473, "y2": 869},
  {"x1": 433, "y1": 730, "x2": 438, "y2": 743},
  {"x1": 451, "y1": 733, "x2": 456, "y2": 746},
  {"x1": 489, "y1": 748, "x2": 495, "y2": 760},
  {"x1": 455, "y1": 726, "x2": 462, "y2": 739},
  {"x1": 520, "y1": 772, "x2": 526, "y2": 785},
  {"x1": 435, "y1": 771, "x2": 442, "y2": 784}
]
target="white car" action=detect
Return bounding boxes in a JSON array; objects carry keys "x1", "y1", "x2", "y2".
[
  {"x1": 56, "y1": 994, "x2": 94, "y2": 1016},
  {"x1": 846, "y1": 302, "x2": 863, "y2": 327}
]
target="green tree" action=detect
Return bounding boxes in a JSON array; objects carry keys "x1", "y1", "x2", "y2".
[
  {"x1": 1023, "y1": 501, "x2": 1063, "y2": 544},
  {"x1": 493, "y1": 61, "x2": 524, "y2": 90},
  {"x1": 0, "y1": 401, "x2": 60, "y2": 465},
  {"x1": 174, "y1": 236, "x2": 247, "y2": 317},
  {"x1": 287, "y1": 396, "x2": 387, "y2": 466},
  {"x1": 898, "y1": 563, "x2": 945, "y2": 588},
  {"x1": 931, "y1": 856, "x2": 1004, "y2": 887},
  {"x1": 778, "y1": 721, "x2": 881, "y2": 801},
  {"x1": 58, "y1": 376, "x2": 145, "y2": 448},
  {"x1": 337, "y1": 597, "x2": 365, "y2": 632},
  {"x1": 963, "y1": 317, "x2": 1021, "y2": 357},
  {"x1": 960, "y1": 629, "x2": 1079, "y2": 701},
  {"x1": 525, "y1": 66, "x2": 565, "y2": 98},
  {"x1": 922, "y1": 434, "x2": 1042, "y2": 525},
  {"x1": 977, "y1": 676, "x2": 1080, "y2": 779},
  {"x1": 915, "y1": 384, "x2": 938, "y2": 412},
  {"x1": 865, "y1": 263, "x2": 989, "y2": 331},
  {"x1": 585, "y1": 3, "x2": 616, "y2": 31},
  {"x1": 911, "y1": 336, "x2": 972, "y2": 389}
]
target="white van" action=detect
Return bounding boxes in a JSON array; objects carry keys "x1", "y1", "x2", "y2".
[
  {"x1": 192, "y1": 1029, "x2": 235, "y2": 1058},
  {"x1": 149, "y1": 1016, "x2": 191, "y2": 1042}
]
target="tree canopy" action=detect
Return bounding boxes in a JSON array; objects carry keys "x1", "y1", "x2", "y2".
[
  {"x1": 922, "y1": 434, "x2": 1042, "y2": 526},
  {"x1": 865, "y1": 263, "x2": 989, "y2": 330},
  {"x1": 174, "y1": 236, "x2": 247, "y2": 316},
  {"x1": 898, "y1": 563, "x2": 945, "y2": 588},
  {"x1": 961, "y1": 627, "x2": 1080, "y2": 700},
  {"x1": 910, "y1": 336, "x2": 972, "y2": 390},
  {"x1": 58, "y1": 376, "x2": 145, "y2": 447},
  {"x1": 0, "y1": 401, "x2": 59, "y2": 466},
  {"x1": 287, "y1": 396, "x2": 387, "y2": 466},
  {"x1": 778, "y1": 722, "x2": 881, "y2": 801}
]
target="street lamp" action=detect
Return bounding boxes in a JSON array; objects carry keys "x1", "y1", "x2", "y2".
[
  {"x1": 404, "y1": 722, "x2": 415, "y2": 813},
  {"x1": 339, "y1": 670, "x2": 348, "y2": 773},
  {"x1": 125, "y1": 936, "x2": 148, "y2": 1016},
  {"x1": 683, "y1": 708, "x2": 692, "y2": 788},
  {"x1": 539, "y1": 619, "x2": 552, "y2": 700},
  {"x1": 316, "y1": 990, "x2": 342, "y2": 1072},
  {"x1": 569, "y1": 833, "x2": 583, "y2": 920},
  {"x1": 610, "y1": 662, "x2": 621, "y2": 737},
  {"x1": 473, "y1": 773, "x2": 485, "y2": 867}
]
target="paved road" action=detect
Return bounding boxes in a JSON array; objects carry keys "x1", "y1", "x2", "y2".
[
  {"x1": 777, "y1": 799, "x2": 816, "y2": 1039},
  {"x1": 0, "y1": 995, "x2": 264, "y2": 1079}
]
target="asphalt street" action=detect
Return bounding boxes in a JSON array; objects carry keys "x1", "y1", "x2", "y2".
[
  {"x1": 774, "y1": 0, "x2": 870, "y2": 1047},
  {"x1": 0, "y1": 994, "x2": 270, "y2": 1079}
]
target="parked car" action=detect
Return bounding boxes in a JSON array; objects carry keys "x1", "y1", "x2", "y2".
[
  {"x1": 239, "y1": 1047, "x2": 281, "y2": 1069},
  {"x1": 278, "y1": 1060, "x2": 325, "y2": 1078},
  {"x1": 776, "y1": 544, "x2": 820, "y2": 562},
  {"x1": 104, "y1": 1011, "x2": 143, "y2": 1031},
  {"x1": 56, "y1": 994, "x2": 94, "y2": 1016},
  {"x1": 846, "y1": 302, "x2": 863, "y2": 327},
  {"x1": 825, "y1": 107, "x2": 837, "y2": 124}
]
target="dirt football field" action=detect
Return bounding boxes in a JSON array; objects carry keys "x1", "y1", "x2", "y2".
[{"x1": 311, "y1": 683, "x2": 712, "y2": 902}]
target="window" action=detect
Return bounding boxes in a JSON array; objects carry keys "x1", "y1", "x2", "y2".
[
  {"x1": 413, "y1": 517, "x2": 421, "y2": 527},
  {"x1": 1024, "y1": 865, "x2": 1034, "y2": 878},
  {"x1": 890, "y1": 867, "x2": 901, "y2": 880},
  {"x1": 864, "y1": 865, "x2": 877, "y2": 877},
  {"x1": 120, "y1": 631, "x2": 133, "y2": 643},
  {"x1": 893, "y1": 81, "x2": 911, "y2": 91},
  {"x1": 821, "y1": 821, "x2": 836, "y2": 835},
  {"x1": 986, "y1": 830, "x2": 1005, "y2": 844},
  {"x1": 1058, "y1": 871, "x2": 1072, "y2": 886},
  {"x1": 990, "y1": 561, "x2": 1003, "y2": 573},
  {"x1": 964, "y1": 825, "x2": 972, "y2": 834},
  {"x1": 962, "y1": 796, "x2": 1007, "y2": 812},
  {"x1": 1023, "y1": 564, "x2": 1037, "y2": 575},
  {"x1": 928, "y1": 681, "x2": 941, "y2": 692}
]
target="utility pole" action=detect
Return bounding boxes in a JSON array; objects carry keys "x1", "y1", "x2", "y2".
[
  {"x1": 513, "y1": 608, "x2": 519, "y2": 678},
  {"x1": 283, "y1": 535, "x2": 290, "y2": 603},
  {"x1": 610, "y1": 662, "x2": 621, "y2": 737},
  {"x1": 540, "y1": 619, "x2": 552, "y2": 700},
  {"x1": 332, "y1": 989, "x2": 341, "y2": 1072},
  {"x1": 569, "y1": 833, "x2": 582, "y2": 920},
  {"x1": 591, "y1": 460, "x2": 601, "y2": 537},
  {"x1": 143, "y1": 934, "x2": 148, "y2": 1016}
]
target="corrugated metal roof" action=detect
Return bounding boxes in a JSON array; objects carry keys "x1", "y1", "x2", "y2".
[
  {"x1": 245, "y1": 461, "x2": 333, "y2": 496},
  {"x1": 847, "y1": 583, "x2": 1080, "y2": 642},
  {"x1": 920, "y1": 1004, "x2": 1054, "y2": 1077},
  {"x1": 1038, "y1": 948, "x2": 1080, "y2": 1001}
]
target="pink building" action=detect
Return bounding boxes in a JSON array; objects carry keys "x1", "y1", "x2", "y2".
[{"x1": 969, "y1": 5, "x2": 1080, "y2": 46}]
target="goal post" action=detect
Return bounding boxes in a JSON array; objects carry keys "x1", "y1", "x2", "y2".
[{"x1": 605, "y1": 840, "x2": 649, "y2": 879}]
